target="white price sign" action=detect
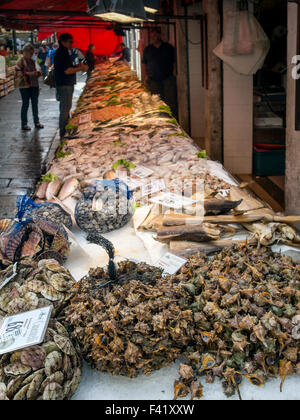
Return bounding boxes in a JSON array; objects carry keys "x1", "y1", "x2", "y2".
[
  {"x1": 157, "y1": 253, "x2": 187, "y2": 275},
  {"x1": 121, "y1": 176, "x2": 145, "y2": 191},
  {"x1": 79, "y1": 113, "x2": 91, "y2": 124},
  {"x1": 141, "y1": 179, "x2": 166, "y2": 197},
  {"x1": 150, "y1": 192, "x2": 199, "y2": 210},
  {"x1": 218, "y1": 189, "x2": 230, "y2": 198},
  {"x1": 0, "y1": 306, "x2": 52, "y2": 355},
  {"x1": 131, "y1": 166, "x2": 154, "y2": 179}
]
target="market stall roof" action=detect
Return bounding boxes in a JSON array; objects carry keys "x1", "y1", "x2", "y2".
[
  {"x1": 0, "y1": 1, "x2": 123, "y2": 55},
  {"x1": 0, "y1": 0, "x2": 110, "y2": 31}
]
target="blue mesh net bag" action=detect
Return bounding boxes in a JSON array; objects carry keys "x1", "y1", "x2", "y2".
[
  {"x1": 75, "y1": 179, "x2": 133, "y2": 234},
  {"x1": 0, "y1": 195, "x2": 70, "y2": 267},
  {"x1": 24, "y1": 202, "x2": 72, "y2": 230}
]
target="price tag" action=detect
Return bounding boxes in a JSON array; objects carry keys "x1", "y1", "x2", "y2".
[
  {"x1": 131, "y1": 166, "x2": 154, "y2": 179},
  {"x1": 150, "y1": 193, "x2": 199, "y2": 210},
  {"x1": 141, "y1": 179, "x2": 166, "y2": 197},
  {"x1": 157, "y1": 253, "x2": 187, "y2": 275},
  {"x1": 121, "y1": 176, "x2": 146, "y2": 191},
  {"x1": 218, "y1": 189, "x2": 230, "y2": 198},
  {"x1": 0, "y1": 262, "x2": 18, "y2": 291},
  {"x1": 0, "y1": 306, "x2": 52, "y2": 355},
  {"x1": 79, "y1": 113, "x2": 91, "y2": 124}
]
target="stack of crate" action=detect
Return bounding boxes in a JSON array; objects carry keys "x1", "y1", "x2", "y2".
[{"x1": 0, "y1": 66, "x2": 15, "y2": 98}]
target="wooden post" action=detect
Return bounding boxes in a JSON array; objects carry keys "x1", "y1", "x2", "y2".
[
  {"x1": 286, "y1": 1, "x2": 300, "y2": 223},
  {"x1": 174, "y1": 0, "x2": 190, "y2": 133},
  {"x1": 202, "y1": 0, "x2": 223, "y2": 162}
]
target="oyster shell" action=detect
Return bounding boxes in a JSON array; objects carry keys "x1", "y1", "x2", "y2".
[{"x1": 0, "y1": 322, "x2": 82, "y2": 400}]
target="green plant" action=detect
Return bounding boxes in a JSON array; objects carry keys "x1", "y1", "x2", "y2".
[
  {"x1": 56, "y1": 142, "x2": 71, "y2": 159},
  {"x1": 196, "y1": 150, "x2": 207, "y2": 159},
  {"x1": 167, "y1": 118, "x2": 179, "y2": 126},
  {"x1": 112, "y1": 159, "x2": 136, "y2": 171},
  {"x1": 167, "y1": 132, "x2": 188, "y2": 138},
  {"x1": 113, "y1": 141, "x2": 127, "y2": 146},
  {"x1": 158, "y1": 105, "x2": 173, "y2": 117},
  {"x1": 41, "y1": 173, "x2": 58, "y2": 182},
  {"x1": 65, "y1": 124, "x2": 78, "y2": 133}
]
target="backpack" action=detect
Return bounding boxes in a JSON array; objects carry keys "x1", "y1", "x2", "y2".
[{"x1": 44, "y1": 66, "x2": 56, "y2": 88}]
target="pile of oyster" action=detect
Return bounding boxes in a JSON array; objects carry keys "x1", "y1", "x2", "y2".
[
  {"x1": 172, "y1": 245, "x2": 300, "y2": 399},
  {"x1": 26, "y1": 203, "x2": 73, "y2": 231},
  {"x1": 65, "y1": 261, "x2": 195, "y2": 377},
  {"x1": 0, "y1": 259, "x2": 76, "y2": 318},
  {"x1": 0, "y1": 218, "x2": 70, "y2": 269},
  {"x1": 66, "y1": 245, "x2": 300, "y2": 399},
  {"x1": 0, "y1": 320, "x2": 81, "y2": 400}
]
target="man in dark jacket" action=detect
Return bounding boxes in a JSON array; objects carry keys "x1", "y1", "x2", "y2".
[
  {"x1": 54, "y1": 33, "x2": 88, "y2": 139},
  {"x1": 142, "y1": 28, "x2": 178, "y2": 118}
]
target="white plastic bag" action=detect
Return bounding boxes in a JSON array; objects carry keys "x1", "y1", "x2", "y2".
[
  {"x1": 214, "y1": 11, "x2": 270, "y2": 75},
  {"x1": 223, "y1": 11, "x2": 254, "y2": 56}
]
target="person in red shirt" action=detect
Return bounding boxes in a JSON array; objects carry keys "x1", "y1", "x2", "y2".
[{"x1": 0, "y1": 45, "x2": 9, "y2": 57}]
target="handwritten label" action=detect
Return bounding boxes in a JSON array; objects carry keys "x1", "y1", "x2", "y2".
[
  {"x1": 157, "y1": 253, "x2": 187, "y2": 275},
  {"x1": 218, "y1": 189, "x2": 230, "y2": 198},
  {"x1": 150, "y1": 193, "x2": 199, "y2": 210},
  {"x1": 121, "y1": 176, "x2": 145, "y2": 191},
  {"x1": 0, "y1": 306, "x2": 52, "y2": 355},
  {"x1": 131, "y1": 166, "x2": 154, "y2": 179},
  {"x1": 141, "y1": 179, "x2": 166, "y2": 197},
  {"x1": 79, "y1": 113, "x2": 91, "y2": 124}
]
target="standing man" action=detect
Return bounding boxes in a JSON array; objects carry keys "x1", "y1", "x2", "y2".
[
  {"x1": 142, "y1": 28, "x2": 178, "y2": 118},
  {"x1": 54, "y1": 33, "x2": 88, "y2": 139},
  {"x1": 118, "y1": 43, "x2": 131, "y2": 64},
  {"x1": 85, "y1": 44, "x2": 96, "y2": 80}
]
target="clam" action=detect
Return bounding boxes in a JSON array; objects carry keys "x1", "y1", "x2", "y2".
[
  {"x1": 45, "y1": 351, "x2": 63, "y2": 377},
  {"x1": 4, "y1": 362, "x2": 31, "y2": 377},
  {"x1": 20, "y1": 346, "x2": 46, "y2": 370},
  {"x1": 54, "y1": 335, "x2": 76, "y2": 356}
]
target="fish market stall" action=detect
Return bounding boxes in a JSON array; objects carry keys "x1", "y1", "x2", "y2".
[{"x1": 1, "y1": 60, "x2": 300, "y2": 401}]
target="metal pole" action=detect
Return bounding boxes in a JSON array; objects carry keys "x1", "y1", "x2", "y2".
[{"x1": 12, "y1": 29, "x2": 17, "y2": 54}]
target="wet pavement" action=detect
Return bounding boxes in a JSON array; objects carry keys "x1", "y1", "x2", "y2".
[{"x1": 0, "y1": 75, "x2": 85, "y2": 219}]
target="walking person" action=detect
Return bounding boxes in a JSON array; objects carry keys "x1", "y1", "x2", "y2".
[
  {"x1": 38, "y1": 41, "x2": 49, "y2": 78},
  {"x1": 142, "y1": 28, "x2": 178, "y2": 119},
  {"x1": 47, "y1": 43, "x2": 59, "y2": 67},
  {"x1": 15, "y1": 43, "x2": 44, "y2": 131},
  {"x1": 54, "y1": 33, "x2": 88, "y2": 139},
  {"x1": 85, "y1": 44, "x2": 96, "y2": 80}
]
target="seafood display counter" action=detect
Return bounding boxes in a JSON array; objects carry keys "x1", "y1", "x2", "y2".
[{"x1": 1, "y1": 60, "x2": 300, "y2": 400}]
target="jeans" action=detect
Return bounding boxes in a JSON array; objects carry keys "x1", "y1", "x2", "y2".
[
  {"x1": 41, "y1": 64, "x2": 48, "y2": 79},
  {"x1": 56, "y1": 85, "x2": 74, "y2": 138},
  {"x1": 20, "y1": 87, "x2": 39, "y2": 128},
  {"x1": 146, "y1": 75, "x2": 178, "y2": 120}
]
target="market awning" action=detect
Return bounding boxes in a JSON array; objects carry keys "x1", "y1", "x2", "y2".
[
  {"x1": 0, "y1": 1, "x2": 112, "y2": 31},
  {"x1": 0, "y1": 1, "x2": 122, "y2": 55}
]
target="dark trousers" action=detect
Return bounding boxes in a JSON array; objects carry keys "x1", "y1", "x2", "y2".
[
  {"x1": 147, "y1": 75, "x2": 178, "y2": 119},
  {"x1": 56, "y1": 85, "x2": 74, "y2": 138},
  {"x1": 20, "y1": 87, "x2": 39, "y2": 128}
]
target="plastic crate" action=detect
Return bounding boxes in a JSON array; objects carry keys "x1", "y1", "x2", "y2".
[{"x1": 253, "y1": 144, "x2": 286, "y2": 176}]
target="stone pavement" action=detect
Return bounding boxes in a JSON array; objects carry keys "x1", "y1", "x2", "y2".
[{"x1": 0, "y1": 75, "x2": 85, "y2": 219}]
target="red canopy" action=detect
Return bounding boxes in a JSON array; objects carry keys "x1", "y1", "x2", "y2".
[{"x1": 0, "y1": 1, "x2": 122, "y2": 55}]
